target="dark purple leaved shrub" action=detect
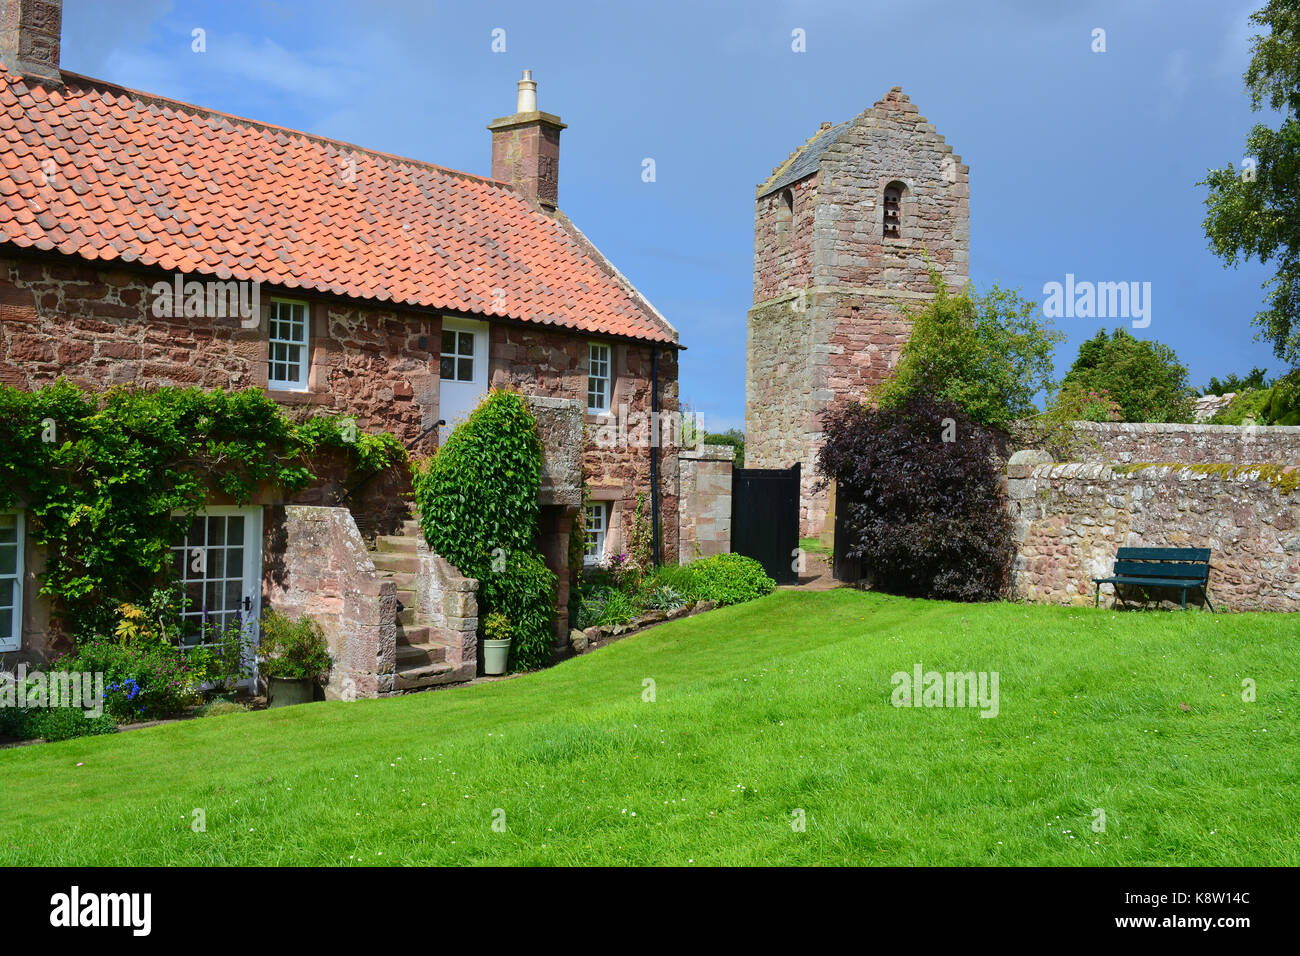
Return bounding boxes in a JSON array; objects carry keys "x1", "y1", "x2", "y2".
[{"x1": 817, "y1": 396, "x2": 1014, "y2": 602}]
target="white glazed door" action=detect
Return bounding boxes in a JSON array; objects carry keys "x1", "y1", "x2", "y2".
[
  {"x1": 438, "y1": 318, "x2": 489, "y2": 441},
  {"x1": 172, "y1": 507, "x2": 262, "y2": 680}
]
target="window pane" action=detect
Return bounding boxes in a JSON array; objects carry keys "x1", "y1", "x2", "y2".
[
  {"x1": 441, "y1": 330, "x2": 456, "y2": 354},
  {"x1": 0, "y1": 545, "x2": 14, "y2": 576},
  {"x1": 0, "y1": 514, "x2": 15, "y2": 541},
  {"x1": 0, "y1": 578, "x2": 11, "y2": 607},
  {"x1": 457, "y1": 358, "x2": 473, "y2": 381},
  {"x1": 440, "y1": 356, "x2": 455, "y2": 379},
  {"x1": 458, "y1": 332, "x2": 474, "y2": 356}
]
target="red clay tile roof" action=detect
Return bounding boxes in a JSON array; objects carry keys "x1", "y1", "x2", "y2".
[{"x1": 0, "y1": 66, "x2": 678, "y2": 345}]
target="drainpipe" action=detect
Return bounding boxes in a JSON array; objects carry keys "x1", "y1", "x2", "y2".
[{"x1": 650, "y1": 346, "x2": 661, "y2": 567}]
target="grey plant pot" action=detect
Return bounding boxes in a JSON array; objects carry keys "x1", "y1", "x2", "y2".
[{"x1": 482, "y1": 638, "x2": 512, "y2": 676}]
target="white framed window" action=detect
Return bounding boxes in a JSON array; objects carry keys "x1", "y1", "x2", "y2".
[
  {"x1": 0, "y1": 512, "x2": 24, "y2": 652},
  {"x1": 588, "y1": 342, "x2": 611, "y2": 413},
  {"x1": 583, "y1": 502, "x2": 608, "y2": 566},
  {"x1": 268, "y1": 298, "x2": 310, "y2": 391},
  {"x1": 440, "y1": 326, "x2": 477, "y2": 383}
]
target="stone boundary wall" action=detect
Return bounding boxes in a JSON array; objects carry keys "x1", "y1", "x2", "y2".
[
  {"x1": 678, "y1": 444, "x2": 734, "y2": 564},
  {"x1": 1007, "y1": 452, "x2": 1300, "y2": 612},
  {"x1": 1073, "y1": 421, "x2": 1300, "y2": 466},
  {"x1": 265, "y1": 505, "x2": 397, "y2": 699}
]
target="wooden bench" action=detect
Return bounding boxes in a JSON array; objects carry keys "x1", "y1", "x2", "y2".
[{"x1": 1093, "y1": 547, "x2": 1214, "y2": 611}]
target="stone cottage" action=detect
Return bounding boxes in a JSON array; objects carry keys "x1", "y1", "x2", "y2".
[
  {"x1": 0, "y1": 0, "x2": 683, "y2": 694},
  {"x1": 744, "y1": 88, "x2": 969, "y2": 534}
]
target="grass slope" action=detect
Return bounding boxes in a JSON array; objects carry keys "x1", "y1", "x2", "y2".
[{"x1": 1, "y1": 590, "x2": 1295, "y2": 866}]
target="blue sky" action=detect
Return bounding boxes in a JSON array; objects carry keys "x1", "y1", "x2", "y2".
[{"x1": 62, "y1": 0, "x2": 1279, "y2": 432}]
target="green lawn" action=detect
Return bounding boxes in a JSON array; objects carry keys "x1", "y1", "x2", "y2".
[{"x1": 1, "y1": 589, "x2": 1296, "y2": 865}]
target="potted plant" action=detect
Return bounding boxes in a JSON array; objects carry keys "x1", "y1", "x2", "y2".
[
  {"x1": 258, "y1": 611, "x2": 332, "y2": 708},
  {"x1": 481, "y1": 611, "x2": 512, "y2": 676}
]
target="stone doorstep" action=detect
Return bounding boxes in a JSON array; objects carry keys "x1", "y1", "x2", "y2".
[{"x1": 392, "y1": 660, "x2": 474, "y2": 692}]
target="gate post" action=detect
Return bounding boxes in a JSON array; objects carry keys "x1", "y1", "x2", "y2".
[{"x1": 678, "y1": 445, "x2": 735, "y2": 564}]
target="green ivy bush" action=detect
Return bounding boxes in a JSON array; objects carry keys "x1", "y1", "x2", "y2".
[
  {"x1": 414, "y1": 389, "x2": 555, "y2": 671},
  {"x1": 0, "y1": 381, "x2": 405, "y2": 638},
  {"x1": 684, "y1": 554, "x2": 776, "y2": 606},
  {"x1": 476, "y1": 550, "x2": 555, "y2": 671}
]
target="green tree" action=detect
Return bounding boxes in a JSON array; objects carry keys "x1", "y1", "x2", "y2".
[
  {"x1": 1204, "y1": 366, "x2": 1271, "y2": 395},
  {"x1": 873, "y1": 268, "x2": 1062, "y2": 428},
  {"x1": 1059, "y1": 329, "x2": 1195, "y2": 423},
  {"x1": 1201, "y1": 1, "x2": 1300, "y2": 363},
  {"x1": 702, "y1": 428, "x2": 745, "y2": 467}
]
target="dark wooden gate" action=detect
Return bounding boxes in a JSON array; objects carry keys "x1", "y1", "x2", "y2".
[{"x1": 731, "y1": 462, "x2": 800, "y2": 585}]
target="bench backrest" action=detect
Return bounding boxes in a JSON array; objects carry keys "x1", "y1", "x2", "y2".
[{"x1": 1113, "y1": 547, "x2": 1211, "y2": 581}]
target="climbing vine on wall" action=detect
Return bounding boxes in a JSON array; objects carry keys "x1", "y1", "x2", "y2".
[{"x1": 0, "y1": 380, "x2": 406, "y2": 638}]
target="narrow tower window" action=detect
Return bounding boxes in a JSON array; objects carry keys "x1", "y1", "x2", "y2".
[
  {"x1": 776, "y1": 189, "x2": 794, "y2": 249},
  {"x1": 883, "y1": 183, "x2": 903, "y2": 239}
]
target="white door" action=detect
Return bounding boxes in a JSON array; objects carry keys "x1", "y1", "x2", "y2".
[
  {"x1": 439, "y1": 318, "x2": 489, "y2": 441},
  {"x1": 0, "y1": 512, "x2": 24, "y2": 653},
  {"x1": 172, "y1": 507, "x2": 262, "y2": 682}
]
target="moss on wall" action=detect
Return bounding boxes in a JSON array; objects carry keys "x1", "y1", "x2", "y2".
[{"x1": 1110, "y1": 462, "x2": 1300, "y2": 495}]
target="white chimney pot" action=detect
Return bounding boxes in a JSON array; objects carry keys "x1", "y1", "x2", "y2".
[{"x1": 516, "y1": 70, "x2": 537, "y2": 113}]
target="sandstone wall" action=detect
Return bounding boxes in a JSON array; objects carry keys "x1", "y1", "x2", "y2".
[
  {"x1": 491, "y1": 321, "x2": 681, "y2": 564},
  {"x1": 1007, "y1": 452, "x2": 1300, "y2": 612},
  {"x1": 264, "y1": 505, "x2": 397, "y2": 699},
  {"x1": 678, "y1": 444, "x2": 734, "y2": 564},
  {"x1": 2, "y1": 248, "x2": 680, "y2": 560},
  {"x1": 0, "y1": 253, "x2": 439, "y2": 448}
]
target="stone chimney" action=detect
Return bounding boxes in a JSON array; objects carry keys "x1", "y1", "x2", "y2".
[
  {"x1": 488, "y1": 70, "x2": 566, "y2": 210},
  {"x1": 0, "y1": 0, "x2": 62, "y2": 85}
]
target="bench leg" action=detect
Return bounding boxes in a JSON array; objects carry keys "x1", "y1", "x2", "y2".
[
  {"x1": 1095, "y1": 583, "x2": 1100, "y2": 607},
  {"x1": 1181, "y1": 588, "x2": 1187, "y2": 610},
  {"x1": 1202, "y1": 587, "x2": 1214, "y2": 613}
]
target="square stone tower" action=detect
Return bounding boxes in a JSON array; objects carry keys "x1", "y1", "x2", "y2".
[{"x1": 743, "y1": 87, "x2": 969, "y2": 535}]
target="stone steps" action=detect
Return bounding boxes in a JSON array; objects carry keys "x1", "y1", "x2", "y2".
[
  {"x1": 397, "y1": 624, "x2": 431, "y2": 646},
  {"x1": 375, "y1": 534, "x2": 420, "y2": 554},
  {"x1": 370, "y1": 551, "x2": 419, "y2": 574},
  {"x1": 366, "y1": 508, "x2": 471, "y2": 692},
  {"x1": 397, "y1": 640, "x2": 446, "y2": 667}
]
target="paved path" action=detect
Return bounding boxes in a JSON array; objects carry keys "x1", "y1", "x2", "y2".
[{"x1": 784, "y1": 551, "x2": 841, "y2": 591}]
